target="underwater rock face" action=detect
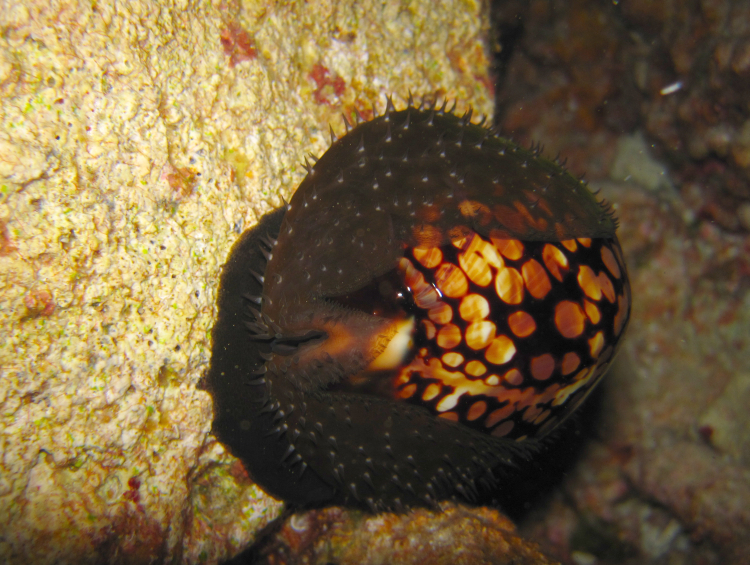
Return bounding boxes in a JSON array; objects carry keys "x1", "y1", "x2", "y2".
[
  {"x1": 208, "y1": 100, "x2": 630, "y2": 511},
  {"x1": 0, "y1": 0, "x2": 496, "y2": 562}
]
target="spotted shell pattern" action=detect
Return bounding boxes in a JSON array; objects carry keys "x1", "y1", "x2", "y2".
[{"x1": 208, "y1": 98, "x2": 631, "y2": 511}]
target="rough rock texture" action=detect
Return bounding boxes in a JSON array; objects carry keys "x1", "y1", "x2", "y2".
[
  {"x1": 484, "y1": 2, "x2": 750, "y2": 563},
  {"x1": 0, "y1": 0, "x2": 494, "y2": 563},
  {"x1": 259, "y1": 505, "x2": 560, "y2": 565},
  {"x1": 493, "y1": 0, "x2": 750, "y2": 232}
]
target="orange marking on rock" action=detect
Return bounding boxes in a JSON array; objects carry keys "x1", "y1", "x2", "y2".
[
  {"x1": 459, "y1": 251, "x2": 492, "y2": 286},
  {"x1": 485, "y1": 335, "x2": 516, "y2": 365},
  {"x1": 561, "y1": 239, "x2": 577, "y2": 252},
  {"x1": 495, "y1": 267, "x2": 524, "y2": 304},
  {"x1": 428, "y1": 302, "x2": 453, "y2": 325},
  {"x1": 600, "y1": 245, "x2": 621, "y2": 279},
  {"x1": 508, "y1": 310, "x2": 536, "y2": 337},
  {"x1": 442, "y1": 352, "x2": 464, "y2": 367},
  {"x1": 577, "y1": 237, "x2": 592, "y2": 247},
  {"x1": 561, "y1": 352, "x2": 581, "y2": 375},
  {"x1": 423, "y1": 382, "x2": 442, "y2": 401},
  {"x1": 588, "y1": 331, "x2": 605, "y2": 358},
  {"x1": 437, "y1": 324, "x2": 462, "y2": 349},
  {"x1": 555, "y1": 300, "x2": 586, "y2": 338},
  {"x1": 467, "y1": 400, "x2": 487, "y2": 421},
  {"x1": 465, "y1": 360, "x2": 487, "y2": 377},
  {"x1": 584, "y1": 300, "x2": 601, "y2": 324},
  {"x1": 530, "y1": 353, "x2": 555, "y2": 381},
  {"x1": 522, "y1": 258, "x2": 552, "y2": 299},
  {"x1": 434, "y1": 263, "x2": 468, "y2": 297},
  {"x1": 459, "y1": 294, "x2": 490, "y2": 322},
  {"x1": 493, "y1": 238, "x2": 524, "y2": 260},
  {"x1": 413, "y1": 246, "x2": 443, "y2": 268},
  {"x1": 465, "y1": 320, "x2": 496, "y2": 350},
  {"x1": 542, "y1": 243, "x2": 569, "y2": 282}
]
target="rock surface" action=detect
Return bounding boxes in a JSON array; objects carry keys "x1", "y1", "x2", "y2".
[
  {"x1": 0, "y1": 0, "x2": 494, "y2": 563},
  {"x1": 489, "y1": 3, "x2": 750, "y2": 561}
]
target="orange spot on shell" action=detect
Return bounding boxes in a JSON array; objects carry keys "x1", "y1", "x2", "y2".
[
  {"x1": 434, "y1": 263, "x2": 468, "y2": 298},
  {"x1": 465, "y1": 321, "x2": 496, "y2": 350},
  {"x1": 456, "y1": 232, "x2": 505, "y2": 270},
  {"x1": 493, "y1": 238, "x2": 524, "y2": 260},
  {"x1": 428, "y1": 302, "x2": 453, "y2": 324},
  {"x1": 508, "y1": 311, "x2": 536, "y2": 337},
  {"x1": 458, "y1": 251, "x2": 492, "y2": 286},
  {"x1": 437, "y1": 324, "x2": 462, "y2": 349},
  {"x1": 495, "y1": 267, "x2": 524, "y2": 304},
  {"x1": 436, "y1": 394, "x2": 459, "y2": 412},
  {"x1": 412, "y1": 223, "x2": 443, "y2": 247},
  {"x1": 442, "y1": 352, "x2": 464, "y2": 367},
  {"x1": 485, "y1": 335, "x2": 516, "y2": 365},
  {"x1": 467, "y1": 400, "x2": 487, "y2": 421},
  {"x1": 600, "y1": 245, "x2": 621, "y2": 279},
  {"x1": 533, "y1": 409, "x2": 551, "y2": 425},
  {"x1": 561, "y1": 352, "x2": 581, "y2": 375},
  {"x1": 522, "y1": 258, "x2": 552, "y2": 299},
  {"x1": 413, "y1": 281, "x2": 440, "y2": 309},
  {"x1": 561, "y1": 239, "x2": 577, "y2": 252},
  {"x1": 503, "y1": 368, "x2": 524, "y2": 385},
  {"x1": 584, "y1": 300, "x2": 601, "y2": 324},
  {"x1": 491, "y1": 420, "x2": 515, "y2": 437},
  {"x1": 423, "y1": 383, "x2": 442, "y2": 401},
  {"x1": 555, "y1": 300, "x2": 586, "y2": 338},
  {"x1": 458, "y1": 200, "x2": 491, "y2": 219},
  {"x1": 422, "y1": 319, "x2": 436, "y2": 339},
  {"x1": 589, "y1": 331, "x2": 605, "y2": 358},
  {"x1": 578, "y1": 265, "x2": 616, "y2": 303},
  {"x1": 413, "y1": 246, "x2": 443, "y2": 268},
  {"x1": 530, "y1": 353, "x2": 555, "y2": 381},
  {"x1": 614, "y1": 291, "x2": 629, "y2": 336},
  {"x1": 486, "y1": 404, "x2": 515, "y2": 427},
  {"x1": 459, "y1": 294, "x2": 490, "y2": 321},
  {"x1": 399, "y1": 383, "x2": 417, "y2": 399},
  {"x1": 465, "y1": 360, "x2": 487, "y2": 376},
  {"x1": 399, "y1": 258, "x2": 422, "y2": 287},
  {"x1": 542, "y1": 243, "x2": 569, "y2": 282}
]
